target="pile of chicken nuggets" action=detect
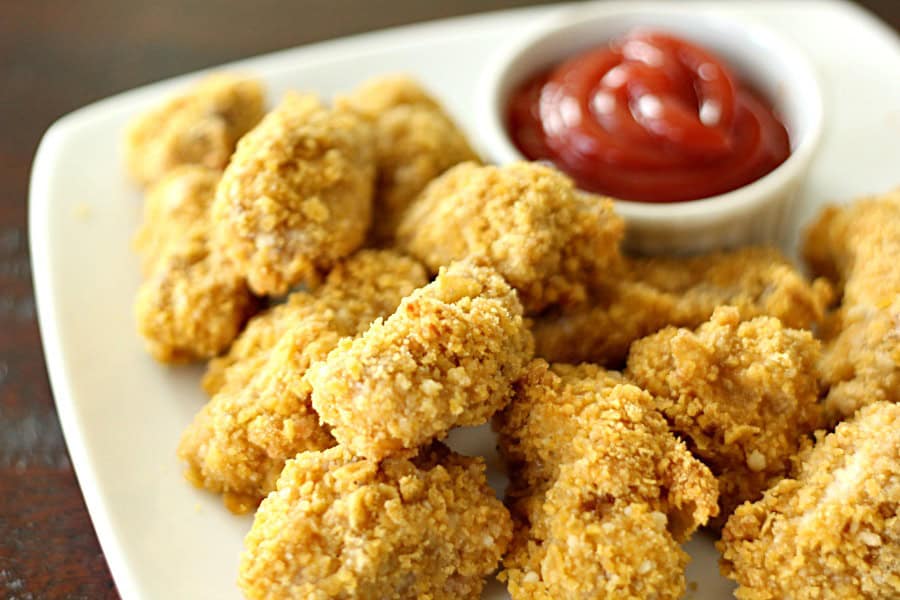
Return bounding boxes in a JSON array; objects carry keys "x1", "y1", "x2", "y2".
[{"x1": 125, "y1": 72, "x2": 899, "y2": 599}]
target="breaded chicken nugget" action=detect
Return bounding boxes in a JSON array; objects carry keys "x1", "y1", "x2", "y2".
[
  {"x1": 337, "y1": 75, "x2": 479, "y2": 243},
  {"x1": 719, "y1": 401, "x2": 900, "y2": 600},
  {"x1": 178, "y1": 250, "x2": 427, "y2": 510},
  {"x1": 135, "y1": 236, "x2": 255, "y2": 364},
  {"x1": 396, "y1": 162, "x2": 624, "y2": 314},
  {"x1": 627, "y1": 306, "x2": 822, "y2": 521},
  {"x1": 133, "y1": 166, "x2": 255, "y2": 363},
  {"x1": 239, "y1": 444, "x2": 511, "y2": 600},
  {"x1": 201, "y1": 294, "x2": 313, "y2": 396},
  {"x1": 534, "y1": 246, "x2": 832, "y2": 366},
  {"x1": 212, "y1": 92, "x2": 375, "y2": 296},
  {"x1": 181, "y1": 318, "x2": 338, "y2": 513},
  {"x1": 308, "y1": 260, "x2": 534, "y2": 460},
  {"x1": 201, "y1": 249, "x2": 427, "y2": 395},
  {"x1": 803, "y1": 190, "x2": 900, "y2": 421},
  {"x1": 495, "y1": 360, "x2": 719, "y2": 599},
  {"x1": 133, "y1": 164, "x2": 221, "y2": 274},
  {"x1": 124, "y1": 73, "x2": 264, "y2": 186}
]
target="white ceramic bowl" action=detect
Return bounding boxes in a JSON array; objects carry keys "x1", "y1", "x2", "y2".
[{"x1": 476, "y1": 5, "x2": 824, "y2": 254}]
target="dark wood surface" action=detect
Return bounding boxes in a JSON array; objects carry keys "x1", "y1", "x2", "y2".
[{"x1": 1, "y1": 1, "x2": 897, "y2": 597}]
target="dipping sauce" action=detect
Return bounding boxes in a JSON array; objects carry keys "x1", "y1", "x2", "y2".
[{"x1": 507, "y1": 30, "x2": 791, "y2": 203}]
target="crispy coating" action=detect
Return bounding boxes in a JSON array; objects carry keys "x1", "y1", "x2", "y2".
[
  {"x1": 133, "y1": 165, "x2": 221, "y2": 274},
  {"x1": 719, "y1": 401, "x2": 900, "y2": 599},
  {"x1": 201, "y1": 249, "x2": 427, "y2": 395},
  {"x1": 337, "y1": 75, "x2": 480, "y2": 243},
  {"x1": 533, "y1": 246, "x2": 833, "y2": 367},
  {"x1": 178, "y1": 250, "x2": 428, "y2": 508},
  {"x1": 133, "y1": 166, "x2": 255, "y2": 363},
  {"x1": 396, "y1": 162, "x2": 625, "y2": 314},
  {"x1": 124, "y1": 73, "x2": 264, "y2": 186},
  {"x1": 201, "y1": 295, "x2": 313, "y2": 396},
  {"x1": 803, "y1": 190, "x2": 900, "y2": 421},
  {"x1": 495, "y1": 360, "x2": 719, "y2": 599},
  {"x1": 212, "y1": 92, "x2": 375, "y2": 296},
  {"x1": 135, "y1": 236, "x2": 256, "y2": 364},
  {"x1": 239, "y1": 444, "x2": 511, "y2": 600},
  {"x1": 308, "y1": 260, "x2": 534, "y2": 460},
  {"x1": 627, "y1": 306, "x2": 823, "y2": 521}
]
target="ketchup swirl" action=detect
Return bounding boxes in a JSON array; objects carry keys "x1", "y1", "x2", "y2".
[{"x1": 507, "y1": 30, "x2": 790, "y2": 203}]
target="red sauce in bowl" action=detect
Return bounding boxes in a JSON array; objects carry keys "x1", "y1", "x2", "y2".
[{"x1": 507, "y1": 30, "x2": 791, "y2": 203}]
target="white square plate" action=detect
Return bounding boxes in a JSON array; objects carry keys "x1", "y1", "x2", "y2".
[{"x1": 30, "y1": 1, "x2": 900, "y2": 598}]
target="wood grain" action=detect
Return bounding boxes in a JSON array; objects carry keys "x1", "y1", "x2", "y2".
[{"x1": 1, "y1": 1, "x2": 897, "y2": 597}]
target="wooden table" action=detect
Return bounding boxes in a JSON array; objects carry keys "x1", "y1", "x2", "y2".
[{"x1": 1, "y1": 1, "x2": 897, "y2": 597}]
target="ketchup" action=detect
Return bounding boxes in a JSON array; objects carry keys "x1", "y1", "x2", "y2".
[{"x1": 507, "y1": 30, "x2": 790, "y2": 203}]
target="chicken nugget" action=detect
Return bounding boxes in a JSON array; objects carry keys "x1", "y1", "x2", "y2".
[
  {"x1": 396, "y1": 161, "x2": 624, "y2": 314},
  {"x1": 337, "y1": 75, "x2": 480, "y2": 243},
  {"x1": 803, "y1": 190, "x2": 900, "y2": 421},
  {"x1": 719, "y1": 401, "x2": 900, "y2": 600},
  {"x1": 495, "y1": 360, "x2": 719, "y2": 599},
  {"x1": 135, "y1": 236, "x2": 255, "y2": 363},
  {"x1": 307, "y1": 260, "x2": 534, "y2": 460},
  {"x1": 133, "y1": 164, "x2": 220, "y2": 274},
  {"x1": 627, "y1": 306, "x2": 822, "y2": 521},
  {"x1": 178, "y1": 250, "x2": 427, "y2": 509},
  {"x1": 534, "y1": 246, "x2": 832, "y2": 366},
  {"x1": 201, "y1": 294, "x2": 315, "y2": 396},
  {"x1": 201, "y1": 249, "x2": 426, "y2": 395},
  {"x1": 212, "y1": 92, "x2": 375, "y2": 296},
  {"x1": 124, "y1": 73, "x2": 264, "y2": 186},
  {"x1": 133, "y1": 166, "x2": 255, "y2": 363},
  {"x1": 238, "y1": 444, "x2": 512, "y2": 600}
]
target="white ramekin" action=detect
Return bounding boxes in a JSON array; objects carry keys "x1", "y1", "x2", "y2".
[{"x1": 476, "y1": 4, "x2": 824, "y2": 255}]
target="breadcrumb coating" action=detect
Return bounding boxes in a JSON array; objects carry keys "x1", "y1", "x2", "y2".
[
  {"x1": 212, "y1": 92, "x2": 375, "y2": 296},
  {"x1": 135, "y1": 236, "x2": 256, "y2": 364},
  {"x1": 239, "y1": 444, "x2": 511, "y2": 600},
  {"x1": 308, "y1": 260, "x2": 534, "y2": 460},
  {"x1": 201, "y1": 249, "x2": 427, "y2": 395},
  {"x1": 627, "y1": 306, "x2": 823, "y2": 521},
  {"x1": 124, "y1": 73, "x2": 264, "y2": 186},
  {"x1": 336, "y1": 75, "x2": 442, "y2": 114},
  {"x1": 133, "y1": 166, "x2": 255, "y2": 363},
  {"x1": 719, "y1": 401, "x2": 900, "y2": 599},
  {"x1": 201, "y1": 294, "x2": 314, "y2": 396},
  {"x1": 533, "y1": 246, "x2": 833, "y2": 366},
  {"x1": 396, "y1": 162, "x2": 624, "y2": 314},
  {"x1": 337, "y1": 75, "x2": 480, "y2": 243},
  {"x1": 803, "y1": 190, "x2": 900, "y2": 421},
  {"x1": 495, "y1": 360, "x2": 719, "y2": 599},
  {"x1": 178, "y1": 250, "x2": 427, "y2": 508},
  {"x1": 133, "y1": 165, "x2": 221, "y2": 274}
]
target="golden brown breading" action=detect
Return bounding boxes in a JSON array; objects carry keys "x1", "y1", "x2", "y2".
[
  {"x1": 495, "y1": 360, "x2": 719, "y2": 599},
  {"x1": 181, "y1": 319, "x2": 338, "y2": 513},
  {"x1": 337, "y1": 75, "x2": 479, "y2": 243},
  {"x1": 308, "y1": 260, "x2": 534, "y2": 460},
  {"x1": 336, "y1": 75, "x2": 442, "y2": 114},
  {"x1": 212, "y1": 92, "x2": 375, "y2": 296},
  {"x1": 201, "y1": 294, "x2": 314, "y2": 396},
  {"x1": 627, "y1": 306, "x2": 822, "y2": 521},
  {"x1": 803, "y1": 190, "x2": 900, "y2": 421},
  {"x1": 135, "y1": 236, "x2": 256, "y2": 364},
  {"x1": 201, "y1": 249, "x2": 427, "y2": 395},
  {"x1": 133, "y1": 165, "x2": 221, "y2": 274},
  {"x1": 533, "y1": 246, "x2": 833, "y2": 366},
  {"x1": 178, "y1": 250, "x2": 428, "y2": 509},
  {"x1": 133, "y1": 166, "x2": 255, "y2": 363},
  {"x1": 719, "y1": 401, "x2": 900, "y2": 600},
  {"x1": 124, "y1": 73, "x2": 264, "y2": 186},
  {"x1": 238, "y1": 444, "x2": 512, "y2": 600},
  {"x1": 396, "y1": 162, "x2": 624, "y2": 314}
]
